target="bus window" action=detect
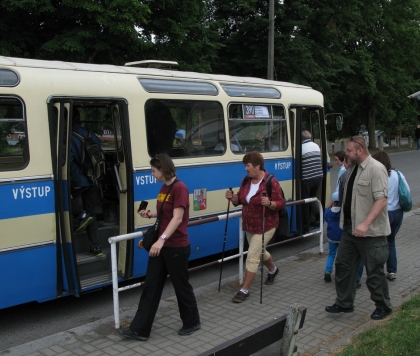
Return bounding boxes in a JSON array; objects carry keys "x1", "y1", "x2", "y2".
[
  {"x1": 144, "y1": 99, "x2": 224, "y2": 158},
  {"x1": 0, "y1": 97, "x2": 28, "y2": 170},
  {"x1": 227, "y1": 103, "x2": 287, "y2": 153},
  {"x1": 302, "y1": 108, "x2": 321, "y2": 145}
]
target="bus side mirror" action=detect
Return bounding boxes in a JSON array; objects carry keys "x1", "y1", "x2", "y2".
[{"x1": 325, "y1": 113, "x2": 344, "y2": 131}]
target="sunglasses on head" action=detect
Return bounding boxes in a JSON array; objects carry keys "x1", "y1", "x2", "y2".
[{"x1": 350, "y1": 136, "x2": 363, "y2": 148}]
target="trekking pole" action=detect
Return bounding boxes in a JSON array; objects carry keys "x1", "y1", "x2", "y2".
[
  {"x1": 260, "y1": 191, "x2": 267, "y2": 304},
  {"x1": 219, "y1": 187, "x2": 233, "y2": 292}
]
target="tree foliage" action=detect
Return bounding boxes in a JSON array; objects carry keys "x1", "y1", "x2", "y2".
[{"x1": 1, "y1": 0, "x2": 420, "y2": 141}]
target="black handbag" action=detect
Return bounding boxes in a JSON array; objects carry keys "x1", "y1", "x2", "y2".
[{"x1": 142, "y1": 179, "x2": 178, "y2": 251}]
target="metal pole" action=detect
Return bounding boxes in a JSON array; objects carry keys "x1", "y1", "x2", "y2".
[
  {"x1": 267, "y1": 0, "x2": 274, "y2": 80},
  {"x1": 111, "y1": 241, "x2": 120, "y2": 329}
]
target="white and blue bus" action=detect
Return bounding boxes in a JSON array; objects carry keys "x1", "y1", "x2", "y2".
[{"x1": 0, "y1": 56, "x2": 337, "y2": 309}]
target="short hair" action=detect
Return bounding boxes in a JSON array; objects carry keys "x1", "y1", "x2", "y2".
[
  {"x1": 302, "y1": 130, "x2": 312, "y2": 140},
  {"x1": 348, "y1": 135, "x2": 368, "y2": 153},
  {"x1": 243, "y1": 151, "x2": 264, "y2": 170},
  {"x1": 335, "y1": 151, "x2": 346, "y2": 162},
  {"x1": 73, "y1": 109, "x2": 81, "y2": 124},
  {"x1": 150, "y1": 153, "x2": 176, "y2": 181},
  {"x1": 372, "y1": 150, "x2": 392, "y2": 176}
]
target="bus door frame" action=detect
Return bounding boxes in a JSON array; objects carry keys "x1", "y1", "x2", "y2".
[
  {"x1": 289, "y1": 105, "x2": 327, "y2": 232},
  {"x1": 111, "y1": 101, "x2": 135, "y2": 279},
  {"x1": 48, "y1": 99, "x2": 77, "y2": 297}
]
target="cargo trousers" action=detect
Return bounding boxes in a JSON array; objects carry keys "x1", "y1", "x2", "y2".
[{"x1": 334, "y1": 226, "x2": 392, "y2": 311}]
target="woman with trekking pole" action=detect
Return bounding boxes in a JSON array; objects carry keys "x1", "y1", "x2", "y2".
[{"x1": 225, "y1": 151, "x2": 285, "y2": 303}]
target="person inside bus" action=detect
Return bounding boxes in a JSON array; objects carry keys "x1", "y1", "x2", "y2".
[
  {"x1": 145, "y1": 101, "x2": 177, "y2": 156},
  {"x1": 70, "y1": 109, "x2": 102, "y2": 257},
  {"x1": 214, "y1": 131, "x2": 240, "y2": 152},
  {"x1": 265, "y1": 136, "x2": 280, "y2": 151},
  {"x1": 301, "y1": 130, "x2": 323, "y2": 233},
  {"x1": 119, "y1": 154, "x2": 200, "y2": 340},
  {"x1": 225, "y1": 151, "x2": 285, "y2": 303}
]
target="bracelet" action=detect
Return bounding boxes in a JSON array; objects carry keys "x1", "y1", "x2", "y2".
[{"x1": 269, "y1": 201, "x2": 272, "y2": 207}]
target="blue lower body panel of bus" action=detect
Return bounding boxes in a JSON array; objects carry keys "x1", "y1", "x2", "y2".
[{"x1": 0, "y1": 245, "x2": 58, "y2": 309}]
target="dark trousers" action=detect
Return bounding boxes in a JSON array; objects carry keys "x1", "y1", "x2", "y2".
[
  {"x1": 71, "y1": 185, "x2": 100, "y2": 248},
  {"x1": 130, "y1": 245, "x2": 200, "y2": 337},
  {"x1": 334, "y1": 228, "x2": 392, "y2": 310},
  {"x1": 301, "y1": 177, "x2": 322, "y2": 230}
]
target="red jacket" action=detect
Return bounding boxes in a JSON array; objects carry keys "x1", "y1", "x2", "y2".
[{"x1": 235, "y1": 171, "x2": 285, "y2": 234}]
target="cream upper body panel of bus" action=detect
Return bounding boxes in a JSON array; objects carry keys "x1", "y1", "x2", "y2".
[{"x1": 0, "y1": 55, "x2": 324, "y2": 179}]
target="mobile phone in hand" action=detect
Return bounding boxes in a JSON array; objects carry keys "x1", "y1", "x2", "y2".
[{"x1": 138, "y1": 200, "x2": 148, "y2": 212}]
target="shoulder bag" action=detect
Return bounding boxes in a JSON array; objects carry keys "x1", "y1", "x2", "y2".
[
  {"x1": 142, "y1": 179, "x2": 178, "y2": 251},
  {"x1": 396, "y1": 170, "x2": 412, "y2": 212}
]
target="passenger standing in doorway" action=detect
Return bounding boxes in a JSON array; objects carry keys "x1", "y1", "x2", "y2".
[
  {"x1": 120, "y1": 154, "x2": 200, "y2": 341},
  {"x1": 225, "y1": 151, "x2": 284, "y2": 303},
  {"x1": 325, "y1": 136, "x2": 392, "y2": 320},
  {"x1": 301, "y1": 130, "x2": 323, "y2": 232},
  {"x1": 70, "y1": 110, "x2": 102, "y2": 257}
]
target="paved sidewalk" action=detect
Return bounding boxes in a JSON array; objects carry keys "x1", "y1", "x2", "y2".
[{"x1": 3, "y1": 210, "x2": 420, "y2": 356}]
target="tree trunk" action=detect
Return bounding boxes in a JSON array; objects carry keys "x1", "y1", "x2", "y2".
[{"x1": 367, "y1": 106, "x2": 376, "y2": 149}]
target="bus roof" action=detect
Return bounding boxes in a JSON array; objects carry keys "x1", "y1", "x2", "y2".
[{"x1": 0, "y1": 56, "x2": 312, "y2": 90}]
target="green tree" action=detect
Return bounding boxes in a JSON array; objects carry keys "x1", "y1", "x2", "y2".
[
  {"x1": 139, "y1": 0, "x2": 222, "y2": 72},
  {"x1": 0, "y1": 0, "x2": 151, "y2": 64}
]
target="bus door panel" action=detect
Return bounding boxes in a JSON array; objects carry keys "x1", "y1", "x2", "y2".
[
  {"x1": 50, "y1": 101, "x2": 77, "y2": 296},
  {"x1": 110, "y1": 103, "x2": 133, "y2": 279}
]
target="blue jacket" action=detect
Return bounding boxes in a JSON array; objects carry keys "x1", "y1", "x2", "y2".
[
  {"x1": 70, "y1": 123, "x2": 101, "y2": 187},
  {"x1": 324, "y1": 207, "x2": 343, "y2": 242}
]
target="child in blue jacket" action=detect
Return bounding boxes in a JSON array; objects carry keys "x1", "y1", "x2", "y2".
[{"x1": 324, "y1": 192, "x2": 343, "y2": 282}]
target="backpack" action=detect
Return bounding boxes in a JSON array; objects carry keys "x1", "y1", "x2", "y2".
[
  {"x1": 241, "y1": 173, "x2": 287, "y2": 219},
  {"x1": 72, "y1": 130, "x2": 106, "y2": 185}
]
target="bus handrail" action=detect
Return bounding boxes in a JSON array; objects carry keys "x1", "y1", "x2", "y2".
[{"x1": 108, "y1": 197, "x2": 323, "y2": 329}]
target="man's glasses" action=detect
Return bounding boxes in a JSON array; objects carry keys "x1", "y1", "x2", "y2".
[{"x1": 350, "y1": 136, "x2": 363, "y2": 148}]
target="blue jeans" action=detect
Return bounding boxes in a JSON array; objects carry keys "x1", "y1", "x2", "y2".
[
  {"x1": 325, "y1": 241, "x2": 339, "y2": 273},
  {"x1": 387, "y1": 209, "x2": 403, "y2": 274}
]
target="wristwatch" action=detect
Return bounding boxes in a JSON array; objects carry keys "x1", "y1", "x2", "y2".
[{"x1": 160, "y1": 234, "x2": 167, "y2": 241}]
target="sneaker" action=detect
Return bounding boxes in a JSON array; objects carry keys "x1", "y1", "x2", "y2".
[
  {"x1": 324, "y1": 273, "x2": 332, "y2": 282},
  {"x1": 178, "y1": 323, "x2": 201, "y2": 336},
  {"x1": 232, "y1": 290, "x2": 249, "y2": 303},
  {"x1": 76, "y1": 214, "x2": 94, "y2": 232},
  {"x1": 89, "y1": 246, "x2": 103, "y2": 257},
  {"x1": 264, "y1": 266, "x2": 279, "y2": 285},
  {"x1": 325, "y1": 304, "x2": 354, "y2": 313},
  {"x1": 387, "y1": 273, "x2": 396, "y2": 281},
  {"x1": 119, "y1": 329, "x2": 149, "y2": 341},
  {"x1": 371, "y1": 307, "x2": 392, "y2": 320}
]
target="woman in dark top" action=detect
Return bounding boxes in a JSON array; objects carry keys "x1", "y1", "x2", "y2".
[{"x1": 119, "y1": 154, "x2": 200, "y2": 341}]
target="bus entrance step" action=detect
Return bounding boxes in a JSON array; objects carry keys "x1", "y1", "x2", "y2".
[{"x1": 76, "y1": 250, "x2": 110, "y2": 278}]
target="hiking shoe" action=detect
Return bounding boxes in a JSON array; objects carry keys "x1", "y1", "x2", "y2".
[
  {"x1": 371, "y1": 307, "x2": 392, "y2": 320},
  {"x1": 232, "y1": 290, "x2": 249, "y2": 303},
  {"x1": 387, "y1": 273, "x2": 396, "y2": 281},
  {"x1": 178, "y1": 323, "x2": 201, "y2": 336},
  {"x1": 264, "y1": 266, "x2": 279, "y2": 285},
  {"x1": 89, "y1": 246, "x2": 103, "y2": 257},
  {"x1": 76, "y1": 214, "x2": 93, "y2": 232},
  {"x1": 325, "y1": 304, "x2": 354, "y2": 313},
  {"x1": 324, "y1": 273, "x2": 332, "y2": 282},
  {"x1": 119, "y1": 329, "x2": 149, "y2": 341}
]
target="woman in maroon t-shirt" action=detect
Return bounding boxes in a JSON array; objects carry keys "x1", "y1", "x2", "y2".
[{"x1": 119, "y1": 154, "x2": 200, "y2": 341}]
